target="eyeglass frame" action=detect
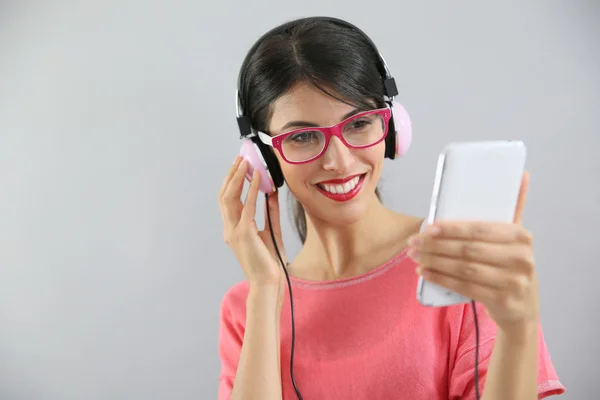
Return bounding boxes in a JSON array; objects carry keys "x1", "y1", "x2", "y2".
[{"x1": 251, "y1": 107, "x2": 392, "y2": 165}]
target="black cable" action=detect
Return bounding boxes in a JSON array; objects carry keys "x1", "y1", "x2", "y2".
[
  {"x1": 471, "y1": 300, "x2": 481, "y2": 400},
  {"x1": 266, "y1": 193, "x2": 479, "y2": 400},
  {"x1": 265, "y1": 193, "x2": 303, "y2": 399}
]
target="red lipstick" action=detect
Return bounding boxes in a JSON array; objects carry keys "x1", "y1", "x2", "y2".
[
  {"x1": 316, "y1": 174, "x2": 363, "y2": 185},
  {"x1": 315, "y1": 174, "x2": 366, "y2": 202}
]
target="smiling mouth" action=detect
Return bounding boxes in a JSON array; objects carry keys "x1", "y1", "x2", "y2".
[{"x1": 315, "y1": 173, "x2": 367, "y2": 202}]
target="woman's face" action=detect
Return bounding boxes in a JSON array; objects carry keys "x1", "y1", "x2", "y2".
[{"x1": 267, "y1": 82, "x2": 387, "y2": 227}]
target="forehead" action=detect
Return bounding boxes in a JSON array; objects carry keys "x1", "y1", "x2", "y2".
[{"x1": 268, "y1": 82, "x2": 358, "y2": 134}]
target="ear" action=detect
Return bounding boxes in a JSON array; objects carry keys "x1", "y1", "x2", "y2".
[{"x1": 513, "y1": 170, "x2": 530, "y2": 225}]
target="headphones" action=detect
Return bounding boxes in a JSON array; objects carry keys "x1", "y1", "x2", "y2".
[{"x1": 235, "y1": 16, "x2": 413, "y2": 193}]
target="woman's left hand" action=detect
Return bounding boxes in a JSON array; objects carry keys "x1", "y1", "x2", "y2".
[{"x1": 408, "y1": 172, "x2": 539, "y2": 337}]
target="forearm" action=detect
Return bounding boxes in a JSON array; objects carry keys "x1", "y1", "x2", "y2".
[
  {"x1": 481, "y1": 323, "x2": 538, "y2": 400},
  {"x1": 231, "y1": 285, "x2": 283, "y2": 400}
]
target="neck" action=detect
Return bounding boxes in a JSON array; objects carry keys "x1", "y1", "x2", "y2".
[{"x1": 294, "y1": 193, "x2": 415, "y2": 280}]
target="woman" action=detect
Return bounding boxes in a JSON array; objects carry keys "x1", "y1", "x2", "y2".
[{"x1": 217, "y1": 16, "x2": 565, "y2": 400}]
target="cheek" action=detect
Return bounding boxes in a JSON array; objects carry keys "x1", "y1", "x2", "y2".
[
  {"x1": 273, "y1": 152, "x2": 313, "y2": 190},
  {"x1": 280, "y1": 164, "x2": 314, "y2": 190},
  {"x1": 358, "y1": 142, "x2": 386, "y2": 168}
]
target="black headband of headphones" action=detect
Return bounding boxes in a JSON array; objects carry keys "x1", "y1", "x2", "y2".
[{"x1": 235, "y1": 16, "x2": 399, "y2": 137}]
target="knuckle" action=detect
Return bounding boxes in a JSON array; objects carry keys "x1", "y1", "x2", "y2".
[
  {"x1": 508, "y1": 274, "x2": 530, "y2": 294},
  {"x1": 220, "y1": 193, "x2": 230, "y2": 204},
  {"x1": 223, "y1": 191, "x2": 236, "y2": 202},
  {"x1": 472, "y1": 223, "x2": 489, "y2": 238},
  {"x1": 519, "y1": 229, "x2": 534, "y2": 245},
  {"x1": 513, "y1": 249, "x2": 535, "y2": 270},
  {"x1": 460, "y1": 261, "x2": 478, "y2": 279},
  {"x1": 505, "y1": 274, "x2": 519, "y2": 291},
  {"x1": 461, "y1": 242, "x2": 480, "y2": 259}
]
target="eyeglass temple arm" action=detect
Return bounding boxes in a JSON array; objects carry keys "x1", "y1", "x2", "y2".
[{"x1": 257, "y1": 131, "x2": 274, "y2": 146}]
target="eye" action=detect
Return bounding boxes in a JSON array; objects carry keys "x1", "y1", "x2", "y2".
[
  {"x1": 289, "y1": 131, "x2": 318, "y2": 143},
  {"x1": 348, "y1": 118, "x2": 372, "y2": 131}
]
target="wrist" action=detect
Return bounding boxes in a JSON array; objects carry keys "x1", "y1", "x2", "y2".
[
  {"x1": 247, "y1": 283, "x2": 284, "y2": 310},
  {"x1": 248, "y1": 280, "x2": 283, "y2": 296},
  {"x1": 498, "y1": 319, "x2": 538, "y2": 346}
]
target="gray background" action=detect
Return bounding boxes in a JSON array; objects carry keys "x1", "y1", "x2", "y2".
[{"x1": 0, "y1": 1, "x2": 598, "y2": 399}]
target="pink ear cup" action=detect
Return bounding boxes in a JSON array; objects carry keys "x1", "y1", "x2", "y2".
[
  {"x1": 239, "y1": 139, "x2": 276, "y2": 193},
  {"x1": 390, "y1": 101, "x2": 412, "y2": 157}
]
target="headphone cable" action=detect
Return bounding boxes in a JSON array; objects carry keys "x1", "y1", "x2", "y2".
[
  {"x1": 265, "y1": 193, "x2": 303, "y2": 399},
  {"x1": 471, "y1": 300, "x2": 481, "y2": 400},
  {"x1": 266, "y1": 194, "x2": 479, "y2": 400}
]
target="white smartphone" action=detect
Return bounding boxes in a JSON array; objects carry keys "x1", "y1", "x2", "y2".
[{"x1": 416, "y1": 140, "x2": 527, "y2": 307}]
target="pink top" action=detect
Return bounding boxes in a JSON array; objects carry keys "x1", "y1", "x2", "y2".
[{"x1": 218, "y1": 249, "x2": 566, "y2": 399}]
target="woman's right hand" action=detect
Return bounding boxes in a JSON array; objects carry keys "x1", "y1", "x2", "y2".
[{"x1": 218, "y1": 156, "x2": 286, "y2": 289}]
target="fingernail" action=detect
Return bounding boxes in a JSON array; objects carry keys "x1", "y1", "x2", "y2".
[
  {"x1": 408, "y1": 249, "x2": 420, "y2": 261},
  {"x1": 408, "y1": 235, "x2": 422, "y2": 247},
  {"x1": 427, "y1": 225, "x2": 441, "y2": 236}
]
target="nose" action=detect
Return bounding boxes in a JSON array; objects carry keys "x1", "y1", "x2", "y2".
[{"x1": 321, "y1": 136, "x2": 354, "y2": 173}]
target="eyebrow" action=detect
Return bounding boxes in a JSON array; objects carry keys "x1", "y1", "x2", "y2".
[{"x1": 278, "y1": 108, "x2": 365, "y2": 132}]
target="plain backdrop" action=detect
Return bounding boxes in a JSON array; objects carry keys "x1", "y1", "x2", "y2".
[{"x1": 0, "y1": 1, "x2": 598, "y2": 399}]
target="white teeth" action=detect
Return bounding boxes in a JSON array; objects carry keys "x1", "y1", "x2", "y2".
[{"x1": 320, "y1": 176, "x2": 361, "y2": 194}]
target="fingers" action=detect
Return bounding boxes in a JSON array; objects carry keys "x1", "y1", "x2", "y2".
[
  {"x1": 220, "y1": 158, "x2": 250, "y2": 229},
  {"x1": 423, "y1": 221, "x2": 533, "y2": 245},
  {"x1": 417, "y1": 259, "x2": 535, "y2": 308},
  {"x1": 417, "y1": 268, "x2": 497, "y2": 305},
  {"x1": 412, "y1": 251, "x2": 507, "y2": 290},
  {"x1": 409, "y1": 235, "x2": 533, "y2": 269},
  {"x1": 241, "y1": 169, "x2": 261, "y2": 223},
  {"x1": 218, "y1": 156, "x2": 243, "y2": 199},
  {"x1": 225, "y1": 159, "x2": 250, "y2": 202}
]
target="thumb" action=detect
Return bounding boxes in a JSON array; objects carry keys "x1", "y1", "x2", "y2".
[{"x1": 513, "y1": 170, "x2": 530, "y2": 225}]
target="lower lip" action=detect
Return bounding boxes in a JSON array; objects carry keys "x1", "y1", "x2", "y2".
[{"x1": 316, "y1": 174, "x2": 366, "y2": 202}]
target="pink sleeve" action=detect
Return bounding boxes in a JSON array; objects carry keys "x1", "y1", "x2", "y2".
[
  {"x1": 448, "y1": 303, "x2": 566, "y2": 399},
  {"x1": 217, "y1": 292, "x2": 244, "y2": 400}
]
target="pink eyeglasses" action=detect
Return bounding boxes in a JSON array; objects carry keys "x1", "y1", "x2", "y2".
[{"x1": 256, "y1": 107, "x2": 392, "y2": 164}]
